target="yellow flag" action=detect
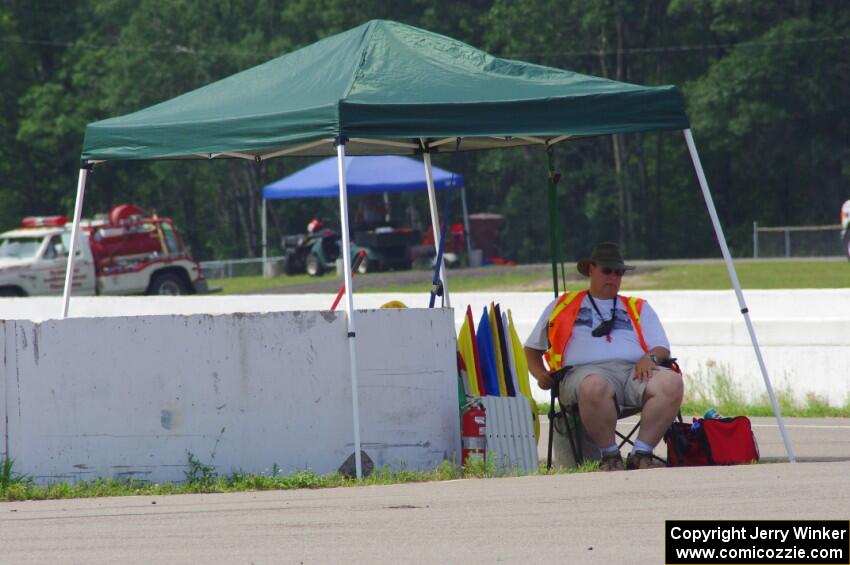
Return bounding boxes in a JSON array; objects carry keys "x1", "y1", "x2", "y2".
[{"x1": 457, "y1": 314, "x2": 480, "y2": 397}]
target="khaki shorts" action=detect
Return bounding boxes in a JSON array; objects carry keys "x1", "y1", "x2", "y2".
[{"x1": 559, "y1": 359, "x2": 646, "y2": 410}]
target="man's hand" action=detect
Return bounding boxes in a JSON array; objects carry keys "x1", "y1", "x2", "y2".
[
  {"x1": 632, "y1": 355, "x2": 657, "y2": 383},
  {"x1": 535, "y1": 372, "x2": 555, "y2": 390},
  {"x1": 524, "y1": 345, "x2": 554, "y2": 390}
]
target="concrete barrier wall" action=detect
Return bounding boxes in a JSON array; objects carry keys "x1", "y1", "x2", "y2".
[
  {"x1": 0, "y1": 308, "x2": 460, "y2": 484},
  {"x1": 3, "y1": 288, "x2": 849, "y2": 406}
]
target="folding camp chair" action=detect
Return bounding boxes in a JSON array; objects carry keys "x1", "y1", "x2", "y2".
[{"x1": 546, "y1": 359, "x2": 682, "y2": 469}]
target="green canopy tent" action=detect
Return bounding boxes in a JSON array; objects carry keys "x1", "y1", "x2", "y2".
[
  {"x1": 81, "y1": 20, "x2": 688, "y2": 160},
  {"x1": 66, "y1": 20, "x2": 794, "y2": 475}
]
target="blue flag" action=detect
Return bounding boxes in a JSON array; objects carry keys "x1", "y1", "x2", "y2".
[{"x1": 476, "y1": 307, "x2": 501, "y2": 396}]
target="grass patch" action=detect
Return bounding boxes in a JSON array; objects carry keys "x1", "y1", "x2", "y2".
[
  {"x1": 538, "y1": 459, "x2": 599, "y2": 474},
  {"x1": 535, "y1": 400, "x2": 552, "y2": 416},
  {"x1": 0, "y1": 451, "x2": 594, "y2": 502},
  {"x1": 211, "y1": 273, "x2": 317, "y2": 294},
  {"x1": 1, "y1": 457, "x2": 26, "y2": 492},
  {"x1": 624, "y1": 261, "x2": 850, "y2": 291},
  {"x1": 212, "y1": 259, "x2": 850, "y2": 295},
  {"x1": 680, "y1": 362, "x2": 850, "y2": 417},
  {"x1": 366, "y1": 270, "x2": 555, "y2": 294}
]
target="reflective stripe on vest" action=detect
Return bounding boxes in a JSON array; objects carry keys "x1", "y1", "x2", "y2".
[
  {"x1": 622, "y1": 296, "x2": 649, "y2": 353},
  {"x1": 544, "y1": 290, "x2": 587, "y2": 371},
  {"x1": 545, "y1": 292, "x2": 648, "y2": 371}
]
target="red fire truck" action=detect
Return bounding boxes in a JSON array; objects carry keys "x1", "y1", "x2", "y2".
[{"x1": 0, "y1": 204, "x2": 209, "y2": 297}]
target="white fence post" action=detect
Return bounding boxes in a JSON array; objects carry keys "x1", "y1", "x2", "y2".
[{"x1": 753, "y1": 221, "x2": 758, "y2": 258}]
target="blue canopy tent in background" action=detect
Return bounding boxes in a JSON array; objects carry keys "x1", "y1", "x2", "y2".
[{"x1": 260, "y1": 155, "x2": 470, "y2": 274}]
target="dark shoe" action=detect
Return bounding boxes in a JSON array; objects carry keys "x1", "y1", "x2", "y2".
[
  {"x1": 626, "y1": 450, "x2": 666, "y2": 470},
  {"x1": 598, "y1": 451, "x2": 625, "y2": 472}
]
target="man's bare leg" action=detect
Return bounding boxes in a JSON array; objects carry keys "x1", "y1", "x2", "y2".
[
  {"x1": 577, "y1": 375, "x2": 618, "y2": 448},
  {"x1": 637, "y1": 368, "x2": 684, "y2": 447}
]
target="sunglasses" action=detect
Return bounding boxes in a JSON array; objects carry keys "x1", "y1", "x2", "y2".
[{"x1": 592, "y1": 264, "x2": 625, "y2": 277}]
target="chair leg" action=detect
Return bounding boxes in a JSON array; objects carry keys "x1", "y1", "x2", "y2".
[
  {"x1": 546, "y1": 389, "x2": 557, "y2": 470},
  {"x1": 615, "y1": 414, "x2": 676, "y2": 466},
  {"x1": 551, "y1": 387, "x2": 682, "y2": 468},
  {"x1": 619, "y1": 412, "x2": 683, "y2": 466},
  {"x1": 616, "y1": 421, "x2": 640, "y2": 450},
  {"x1": 559, "y1": 393, "x2": 584, "y2": 465},
  {"x1": 616, "y1": 424, "x2": 668, "y2": 465},
  {"x1": 613, "y1": 396, "x2": 637, "y2": 452},
  {"x1": 569, "y1": 410, "x2": 582, "y2": 463},
  {"x1": 547, "y1": 371, "x2": 584, "y2": 469},
  {"x1": 548, "y1": 407, "x2": 582, "y2": 470}
]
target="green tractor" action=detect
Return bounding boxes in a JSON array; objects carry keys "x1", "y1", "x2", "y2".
[{"x1": 281, "y1": 225, "x2": 418, "y2": 276}]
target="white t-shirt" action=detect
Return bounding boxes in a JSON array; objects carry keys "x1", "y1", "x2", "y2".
[{"x1": 524, "y1": 293, "x2": 670, "y2": 366}]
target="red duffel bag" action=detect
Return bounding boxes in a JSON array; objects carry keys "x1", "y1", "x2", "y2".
[{"x1": 665, "y1": 416, "x2": 759, "y2": 466}]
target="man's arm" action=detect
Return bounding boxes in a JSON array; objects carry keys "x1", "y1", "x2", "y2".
[
  {"x1": 523, "y1": 298, "x2": 559, "y2": 390},
  {"x1": 632, "y1": 302, "x2": 673, "y2": 382},
  {"x1": 524, "y1": 346, "x2": 554, "y2": 390},
  {"x1": 648, "y1": 346, "x2": 671, "y2": 364}
]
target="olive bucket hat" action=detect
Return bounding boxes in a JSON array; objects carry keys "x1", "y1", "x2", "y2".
[{"x1": 577, "y1": 242, "x2": 636, "y2": 277}]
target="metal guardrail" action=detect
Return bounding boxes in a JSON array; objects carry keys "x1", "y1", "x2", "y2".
[
  {"x1": 200, "y1": 256, "x2": 285, "y2": 279},
  {"x1": 752, "y1": 222, "x2": 842, "y2": 258}
]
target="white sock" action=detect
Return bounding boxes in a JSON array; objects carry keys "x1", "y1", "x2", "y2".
[
  {"x1": 601, "y1": 444, "x2": 620, "y2": 456},
  {"x1": 632, "y1": 439, "x2": 653, "y2": 454}
]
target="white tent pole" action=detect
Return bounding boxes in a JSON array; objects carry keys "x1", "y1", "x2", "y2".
[
  {"x1": 460, "y1": 185, "x2": 473, "y2": 257},
  {"x1": 335, "y1": 140, "x2": 363, "y2": 479},
  {"x1": 61, "y1": 166, "x2": 90, "y2": 319},
  {"x1": 382, "y1": 191, "x2": 390, "y2": 223},
  {"x1": 684, "y1": 129, "x2": 795, "y2": 462},
  {"x1": 261, "y1": 198, "x2": 268, "y2": 277},
  {"x1": 422, "y1": 149, "x2": 451, "y2": 308}
]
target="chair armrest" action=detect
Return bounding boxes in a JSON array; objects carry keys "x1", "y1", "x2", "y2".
[{"x1": 659, "y1": 357, "x2": 681, "y2": 374}]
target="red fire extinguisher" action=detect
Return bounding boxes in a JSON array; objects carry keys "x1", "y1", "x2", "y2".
[{"x1": 461, "y1": 401, "x2": 486, "y2": 465}]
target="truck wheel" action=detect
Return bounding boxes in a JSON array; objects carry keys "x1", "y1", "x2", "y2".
[
  {"x1": 283, "y1": 252, "x2": 299, "y2": 275},
  {"x1": 306, "y1": 253, "x2": 324, "y2": 276},
  {"x1": 150, "y1": 272, "x2": 187, "y2": 295}
]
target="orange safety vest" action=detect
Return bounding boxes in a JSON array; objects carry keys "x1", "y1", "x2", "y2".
[{"x1": 544, "y1": 290, "x2": 649, "y2": 371}]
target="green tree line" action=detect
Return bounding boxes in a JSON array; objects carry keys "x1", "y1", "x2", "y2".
[{"x1": 1, "y1": 0, "x2": 847, "y2": 261}]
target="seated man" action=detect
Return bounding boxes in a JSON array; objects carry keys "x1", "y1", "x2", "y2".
[
  {"x1": 354, "y1": 194, "x2": 388, "y2": 230},
  {"x1": 524, "y1": 242, "x2": 683, "y2": 471}
]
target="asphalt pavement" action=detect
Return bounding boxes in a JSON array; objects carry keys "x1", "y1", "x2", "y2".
[{"x1": 2, "y1": 417, "x2": 848, "y2": 564}]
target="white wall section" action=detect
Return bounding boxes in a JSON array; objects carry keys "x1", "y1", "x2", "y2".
[
  {"x1": 2, "y1": 287, "x2": 848, "y2": 464},
  {"x1": 0, "y1": 308, "x2": 460, "y2": 484},
  {"x1": 1, "y1": 321, "x2": 7, "y2": 463},
  {"x1": 0, "y1": 286, "x2": 850, "y2": 480}
]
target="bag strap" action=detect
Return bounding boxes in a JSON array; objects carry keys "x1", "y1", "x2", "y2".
[
  {"x1": 665, "y1": 422, "x2": 687, "y2": 466},
  {"x1": 694, "y1": 421, "x2": 716, "y2": 465}
]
